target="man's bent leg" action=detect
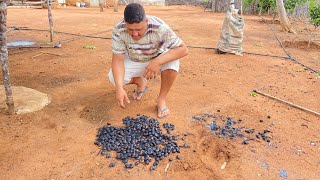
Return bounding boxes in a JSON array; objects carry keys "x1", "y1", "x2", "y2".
[
  {"x1": 157, "y1": 69, "x2": 177, "y2": 118},
  {"x1": 130, "y1": 77, "x2": 148, "y2": 100},
  {"x1": 108, "y1": 57, "x2": 149, "y2": 100}
]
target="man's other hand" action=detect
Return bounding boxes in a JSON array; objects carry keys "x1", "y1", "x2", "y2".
[
  {"x1": 144, "y1": 60, "x2": 160, "y2": 80},
  {"x1": 116, "y1": 88, "x2": 130, "y2": 108}
]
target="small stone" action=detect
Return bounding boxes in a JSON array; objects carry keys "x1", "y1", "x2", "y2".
[
  {"x1": 220, "y1": 162, "x2": 227, "y2": 169},
  {"x1": 183, "y1": 163, "x2": 189, "y2": 170},
  {"x1": 279, "y1": 169, "x2": 289, "y2": 179},
  {"x1": 242, "y1": 140, "x2": 249, "y2": 145},
  {"x1": 125, "y1": 163, "x2": 134, "y2": 169},
  {"x1": 259, "y1": 119, "x2": 264, "y2": 122},
  {"x1": 264, "y1": 129, "x2": 271, "y2": 133},
  {"x1": 267, "y1": 115, "x2": 271, "y2": 119},
  {"x1": 65, "y1": 171, "x2": 72, "y2": 177},
  {"x1": 109, "y1": 162, "x2": 116, "y2": 167},
  {"x1": 251, "y1": 148, "x2": 256, "y2": 153},
  {"x1": 310, "y1": 141, "x2": 316, "y2": 146}
]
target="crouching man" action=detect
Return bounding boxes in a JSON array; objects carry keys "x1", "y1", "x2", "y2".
[{"x1": 108, "y1": 3, "x2": 188, "y2": 118}]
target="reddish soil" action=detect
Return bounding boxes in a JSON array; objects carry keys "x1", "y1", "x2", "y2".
[{"x1": 1, "y1": 5, "x2": 320, "y2": 180}]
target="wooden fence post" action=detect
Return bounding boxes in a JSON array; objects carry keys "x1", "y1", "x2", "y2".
[
  {"x1": 0, "y1": 1, "x2": 15, "y2": 115},
  {"x1": 47, "y1": 0, "x2": 53, "y2": 42}
]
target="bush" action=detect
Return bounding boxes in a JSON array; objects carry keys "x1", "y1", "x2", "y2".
[{"x1": 309, "y1": 4, "x2": 320, "y2": 28}]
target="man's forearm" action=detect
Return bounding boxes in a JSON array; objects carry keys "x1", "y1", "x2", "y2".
[
  {"x1": 112, "y1": 55, "x2": 125, "y2": 89},
  {"x1": 154, "y1": 43, "x2": 189, "y2": 65}
]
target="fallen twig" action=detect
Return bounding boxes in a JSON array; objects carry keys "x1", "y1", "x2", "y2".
[
  {"x1": 253, "y1": 89, "x2": 320, "y2": 116},
  {"x1": 164, "y1": 162, "x2": 171, "y2": 172},
  {"x1": 42, "y1": 51, "x2": 62, "y2": 56},
  {"x1": 32, "y1": 51, "x2": 62, "y2": 59},
  {"x1": 32, "y1": 52, "x2": 44, "y2": 58}
]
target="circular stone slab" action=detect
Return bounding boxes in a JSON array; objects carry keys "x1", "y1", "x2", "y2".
[{"x1": 0, "y1": 86, "x2": 51, "y2": 114}]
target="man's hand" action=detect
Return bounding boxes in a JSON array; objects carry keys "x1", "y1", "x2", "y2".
[
  {"x1": 116, "y1": 88, "x2": 130, "y2": 108},
  {"x1": 144, "y1": 59, "x2": 160, "y2": 80}
]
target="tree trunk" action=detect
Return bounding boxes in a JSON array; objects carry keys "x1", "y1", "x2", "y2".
[
  {"x1": 47, "y1": 0, "x2": 53, "y2": 42},
  {"x1": 113, "y1": 0, "x2": 118, "y2": 12},
  {"x1": 99, "y1": 0, "x2": 104, "y2": 12},
  {"x1": 211, "y1": 0, "x2": 216, "y2": 12},
  {"x1": 0, "y1": 1, "x2": 15, "y2": 115},
  {"x1": 276, "y1": 0, "x2": 297, "y2": 34}
]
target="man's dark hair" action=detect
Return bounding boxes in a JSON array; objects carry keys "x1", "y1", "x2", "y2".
[{"x1": 124, "y1": 3, "x2": 146, "y2": 24}]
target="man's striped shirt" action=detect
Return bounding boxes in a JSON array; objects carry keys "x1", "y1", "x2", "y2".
[{"x1": 112, "y1": 16, "x2": 182, "y2": 63}]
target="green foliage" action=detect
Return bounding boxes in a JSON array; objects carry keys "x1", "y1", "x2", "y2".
[
  {"x1": 243, "y1": 0, "x2": 276, "y2": 14},
  {"x1": 285, "y1": 0, "x2": 304, "y2": 14},
  {"x1": 259, "y1": 0, "x2": 277, "y2": 12},
  {"x1": 284, "y1": 0, "x2": 318, "y2": 14},
  {"x1": 309, "y1": 4, "x2": 320, "y2": 28}
]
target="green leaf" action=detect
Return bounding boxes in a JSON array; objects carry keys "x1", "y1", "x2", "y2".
[
  {"x1": 83, "y1": 45, "x2": 96, "y2": 49},
  {"x1": 250, "y1": 92, "x2": 258, "y2": 97},
  {"x1": 315, "y1": 73, "x2": 320, "y2": 78}
]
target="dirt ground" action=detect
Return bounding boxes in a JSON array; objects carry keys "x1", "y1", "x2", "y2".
[{"x1": 1, "y1": 5, "x2": 320, "y2": 180}]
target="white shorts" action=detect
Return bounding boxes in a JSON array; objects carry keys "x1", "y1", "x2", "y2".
[{"x1": 108, "y1": 56, "x2": 180, "y2": 85}]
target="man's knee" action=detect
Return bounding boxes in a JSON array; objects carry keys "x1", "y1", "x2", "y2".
[
  {"x1": 161, "y1": 69, "x2": 178, "y2": 75},
  {"x1": 160, "y1": 60, "x2": 180, "y2": 72}
]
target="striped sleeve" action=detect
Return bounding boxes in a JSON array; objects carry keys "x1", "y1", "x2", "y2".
[
  {"x1": 112, "y1": 27, "x2": 126, "y2": 54},
  {"x1": 158, "y1": 24, "x2": 182, "y2": 53}
]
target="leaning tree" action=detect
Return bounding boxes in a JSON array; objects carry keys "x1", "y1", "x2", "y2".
[
  {"x1": 0, "y1": 0, "x2": 14, "y2": 114},
  {"x1": 276, "y1": 0, "x2": 297, "y2": 33}
]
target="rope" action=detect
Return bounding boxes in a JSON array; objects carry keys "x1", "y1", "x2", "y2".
[
  {"x1": 7, "y1": 27, "x2": 112, "y2": 49},
  {"x1": 57, "y1": 29, "x2": 112, "y2": 45},
  {"x1": 261, "y1": 17, "x2": 319, "y2": 74},
  {"x1": 9, "y1": 26, "x2": 320, "y2": 74},
  {"x1": 8, "y1": 26, "x2": 112, "y2": 40},
  {"x1": 186, "y1": 45, "x2": 291, "y2": 59}
]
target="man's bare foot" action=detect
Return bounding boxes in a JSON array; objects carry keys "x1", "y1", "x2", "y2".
[
  {"x1": 132, "y1": 77, "x2": 148, "y2": 100},
  {"x1": 157, "y1": 100, "x2": 169, "y2": 118}
]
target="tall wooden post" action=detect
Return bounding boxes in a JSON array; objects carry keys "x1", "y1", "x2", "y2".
[
  {"x1": 0, "y1": 1, "x2": 15, "y2": 115},
  {"x1": 47, "y1": 0, "x2": 53, "y2": 42}
]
